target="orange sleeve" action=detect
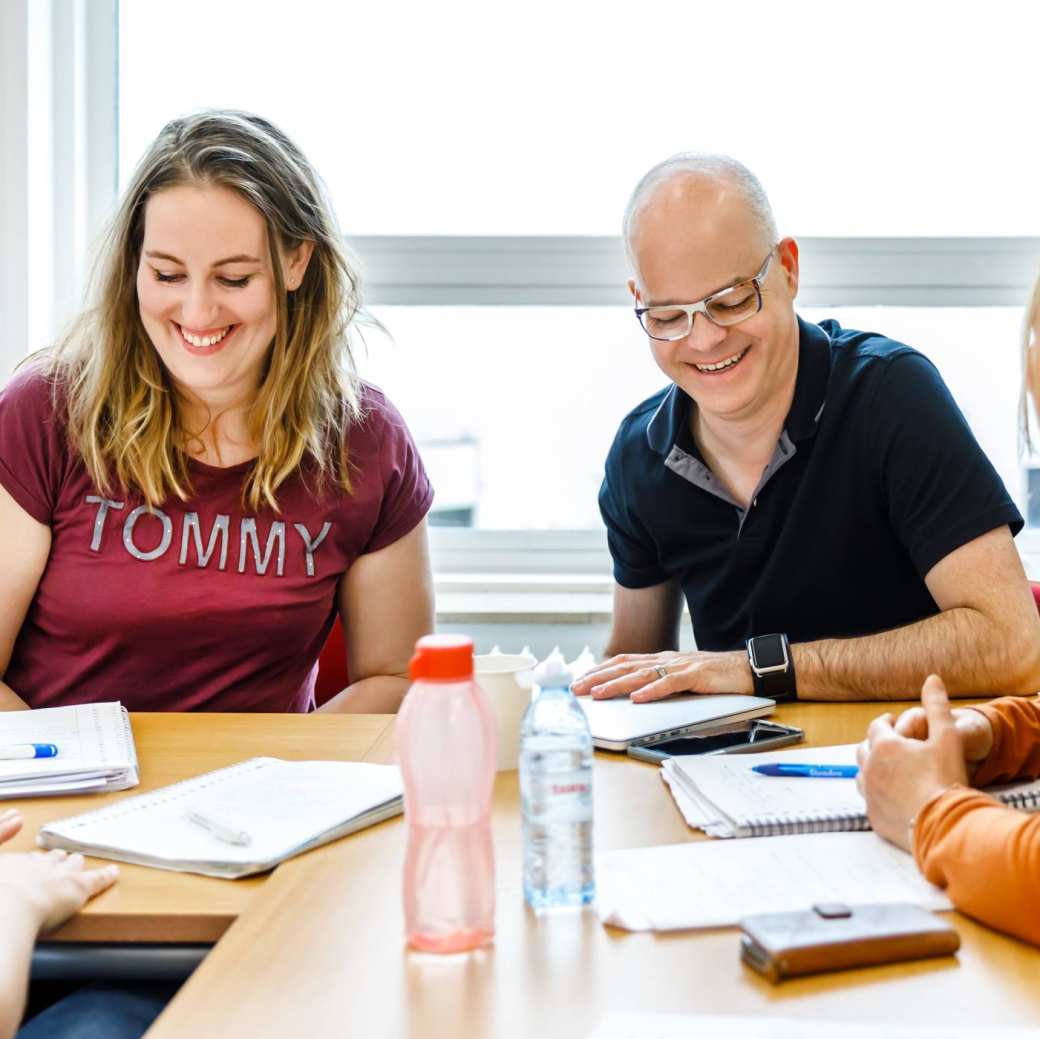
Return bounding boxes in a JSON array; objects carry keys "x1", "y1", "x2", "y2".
[
  {"x1": 970, "y1": 696, "x2": 1040, "y2": 786},
  {"x1": 913, "y1": 786, "x2": 1040, "y2": 945}
]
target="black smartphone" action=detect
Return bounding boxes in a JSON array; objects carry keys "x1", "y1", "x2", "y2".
[{"x1": 626, "y1": 720, "x2": 804, "y2": 763}]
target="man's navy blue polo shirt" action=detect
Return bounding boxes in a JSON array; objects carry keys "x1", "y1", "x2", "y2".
[{"x1": 598, "y1": 317, "x2": 1023, "y2": 651}]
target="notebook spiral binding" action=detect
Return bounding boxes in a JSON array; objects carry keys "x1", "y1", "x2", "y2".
[
  {"x1": 744, "y1": 788, "x2": 1040, "y2": 838},
  {"x1": 746, "y1": 811, "x2": 871, "y2": 838},
  {"x1": 1001, "y1": 787, "x2": 1040, "y2": 810},
  {"x1": 51, "y1": 758, "x2": 267, "y2": 829}
]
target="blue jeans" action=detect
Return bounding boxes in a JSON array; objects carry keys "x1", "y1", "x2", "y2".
[{"x1": 17, "y1": 981, "x2": 178, "y2": 1039}]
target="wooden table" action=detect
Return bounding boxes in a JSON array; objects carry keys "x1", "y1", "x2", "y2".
[
  {"x1": 137, "y1": 703, "x2": 1040, "y2": 1038},
  {"x1": 5, "y1": 712, "x2": 392, "y2": 942}
]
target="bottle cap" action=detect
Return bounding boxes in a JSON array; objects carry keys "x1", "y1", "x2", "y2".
[
  {"x1": 532, "y1": 657, "x2": 573, "y2": 690},
  {"x1": 408, "y1": 634, "x2": 474, "y2": 681}
]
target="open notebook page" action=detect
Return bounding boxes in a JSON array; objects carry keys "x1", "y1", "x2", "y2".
[{"x1": 40, "y1": 757, "x2": 402, "y2": 877}]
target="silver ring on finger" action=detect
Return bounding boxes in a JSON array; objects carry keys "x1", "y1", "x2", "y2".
[{"x1": 654, "y1": 663, "x2": 669, "y2": 680}]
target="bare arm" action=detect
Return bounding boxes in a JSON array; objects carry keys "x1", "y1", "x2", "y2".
[
  {"x1": 575, "y1": 527, "x2": 1040, "y2": 703},
  {"x1": 318, "y1": 519, "x2": 435, "y2": 714},
  {"x1": 0, "y1": 811, "x2": 118, "y2": 1038},
  {"x1": 602, "y1": 580, "x2": 683, "y2": 658},
  {"x1": 793, "y1": 526, "x2": 1040, "y2": 701},
  {"x1": 0, "y1": 483, "x2": 51, "y2": 711},
  {"x1": 0, "y1": 895, "x2": 36, "y2": 1039}
]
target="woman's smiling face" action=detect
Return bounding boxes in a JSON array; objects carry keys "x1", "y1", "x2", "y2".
[{"x1": 136, "y1": 183, "x2": 282, "y2": 404}]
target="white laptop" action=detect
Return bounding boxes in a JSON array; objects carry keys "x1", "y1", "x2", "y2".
[{"x1": 578, "y1": 694, "x2": 775, "y2": 752}]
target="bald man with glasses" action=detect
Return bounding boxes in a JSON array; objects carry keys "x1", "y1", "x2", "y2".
[{"x1": 572, "y1": 153, "x2": 1040, "y2": 706}]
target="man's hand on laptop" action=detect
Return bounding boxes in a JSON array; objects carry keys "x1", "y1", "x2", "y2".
[{"x1": 571, "y1": 651, "x2": 753, "y2": 702}]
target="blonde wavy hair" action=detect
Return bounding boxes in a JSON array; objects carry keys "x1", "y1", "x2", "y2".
[
  {"x1": 1022, "y1": 270, "x2": 1040, "y2": 452},
  {"x1": 40, "y1": 110, "x2": 364, "y2": 511}
]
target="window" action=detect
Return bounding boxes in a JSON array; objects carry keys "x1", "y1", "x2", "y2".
[
  {"x1": 362, "y1": 305, "x2": 1024, "y2": 532},
  {"x1": 118, "y1": 0, "x2": 1040, "y2": 237},
  {"x1": 83, "y1": 0, "x2": 1035, "y2": 577}
]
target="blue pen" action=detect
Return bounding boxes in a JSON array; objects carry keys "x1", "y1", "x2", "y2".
[
  {"x1": 752, "y1": 763, "x2": 858, "y2": 778},
  {"x1": 0, "y1": 743, "x2": 59, "y2": 761}
]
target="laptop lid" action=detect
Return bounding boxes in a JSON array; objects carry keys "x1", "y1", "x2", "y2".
[{"x1": 578, "y1": 694, "x2": 775, "y2": 751}]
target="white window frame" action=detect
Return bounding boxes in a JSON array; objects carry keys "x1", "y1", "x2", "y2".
[
  {"x1": 7, "y1": 7, "x2": 1040, "y2": 584},
  {"x1": 1, "y1": 0, "x2": 117, "y2": 379}
]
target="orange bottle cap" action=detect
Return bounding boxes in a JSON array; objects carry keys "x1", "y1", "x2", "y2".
[{"x1": 408, "y1": 634, "x2": 474, "y2": 681}]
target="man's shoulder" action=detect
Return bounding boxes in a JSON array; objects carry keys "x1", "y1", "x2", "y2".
[
  {"x1": 819, "y1": 319, "x2": 926, "y2": 370},
  {"x1": 606, "y1": 385, "x2": 672, "y2": 465},
  {"x1": 612, "y1": 385, "x2": 671, "y2": 442},
  {"x1": 814, "y1": 321, "x2": 963, "y2": 444},
  {"x1": 817, "y1": 320, "x2": 945, "y2": 406}
]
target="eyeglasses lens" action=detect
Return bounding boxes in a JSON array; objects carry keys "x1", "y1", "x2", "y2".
[{"x1": 705, "y1": 283, "x2": 761, "y2": 326}]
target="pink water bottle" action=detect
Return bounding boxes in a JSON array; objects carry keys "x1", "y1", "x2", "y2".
[{"x1": 397, "y1": 634, "x2": 497, "y2": 952}]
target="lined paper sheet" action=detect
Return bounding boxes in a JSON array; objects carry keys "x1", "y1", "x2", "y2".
[
  {"x1": 662, "y1": 744, "x2": 864, "y2": 837},
  {"x1": 659, "y1": 769, "x2": 717, "y2": 829},
  {"x1": 596, "y1": 832, "x2": 953, "y2": 931}
]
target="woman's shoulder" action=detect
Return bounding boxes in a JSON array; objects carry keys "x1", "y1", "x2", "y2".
[
  {"x1": 355, "y1": 381, "x2": 406, "y2": 427},
  {"x1": 347, "y1": 382, "x2": 415, "y2": 450},
  {"x1": 0, "y1": 362, "x2": 70, "y2": 452},
  {"x1": 0, "y1": 361, "x2": 75, "y2": 524},
  {"x1": 0, "y1": 361, "x2": 64, "y2": 416}
]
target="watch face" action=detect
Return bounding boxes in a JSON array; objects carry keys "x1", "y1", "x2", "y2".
[{"x1": 752, "y1": 634, "x2": 787, "y2": 670}]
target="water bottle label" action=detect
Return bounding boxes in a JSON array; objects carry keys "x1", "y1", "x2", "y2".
[{"x1": 534, "y1": 769, "x2": 593, "y2": 824}]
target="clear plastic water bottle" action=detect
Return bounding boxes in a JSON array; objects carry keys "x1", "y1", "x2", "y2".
[
  {"x1": 519, "y1": 658, "x2": 595, "y2": 910},
  {"x1": 397, "y1": 634, "x2": 497, "y2": 952}
]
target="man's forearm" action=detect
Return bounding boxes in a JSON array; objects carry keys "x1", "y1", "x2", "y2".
[{"x1": 792, "y1": 606, "x2": 1040, "y2": 702}]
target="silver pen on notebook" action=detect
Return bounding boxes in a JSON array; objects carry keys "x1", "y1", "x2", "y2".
[{"x1": 185, "y1": 808, "x2": 252, "y2": 847}]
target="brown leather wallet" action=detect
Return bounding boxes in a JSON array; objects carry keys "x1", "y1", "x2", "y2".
[{"x1": 739, "y1": 902, "x2": 960, "y2": 983}]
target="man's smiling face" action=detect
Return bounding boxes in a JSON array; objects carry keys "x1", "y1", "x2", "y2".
[{"x1": 629, "y1": 174, "x2": 800, "y2": 426}]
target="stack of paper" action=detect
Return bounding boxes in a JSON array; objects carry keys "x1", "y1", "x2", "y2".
[
  {"x1": 596, "y1": 831, "x2": 953, "y2": 931},
  {"x1": 0, "y1": 702, "x2": 139, "y2": 799},
  {"x1": 39, "y1": 757, "x2": 404, "y2": 878},
  {"x1": 661, "y1": 743, "x2": 1040, "y2": 838}
]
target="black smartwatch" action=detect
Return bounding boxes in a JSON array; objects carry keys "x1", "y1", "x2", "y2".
[{"x1": 745, "y1": 633, "x2": 797, "y2": 702}]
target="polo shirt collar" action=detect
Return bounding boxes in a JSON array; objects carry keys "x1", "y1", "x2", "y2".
[
  {"x1": 644, "y1": 314, "x2": 832, "y2": 457},
  {"x1": 786, "y1": 315, "x2": 833, "y2": 442}
]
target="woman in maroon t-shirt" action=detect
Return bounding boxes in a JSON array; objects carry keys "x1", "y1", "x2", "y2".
[{"x1": 0, "y1": 111, "x2": 434, "y2": 714}]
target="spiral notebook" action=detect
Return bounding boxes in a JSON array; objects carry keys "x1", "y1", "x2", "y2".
[
  {"x1": 661, "y1": 743, "x2": 1040, "y2": 838},
  {"x1": 38, "y1": 757, "x2": 403, "y2": 878},
  {"x1": 0, "y1": 702, "x2": 138, "y2": 799}
]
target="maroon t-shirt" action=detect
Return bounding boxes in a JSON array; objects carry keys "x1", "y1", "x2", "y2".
[{"x1": 0, "y1": 368, "x2": 433, "y2": 712}]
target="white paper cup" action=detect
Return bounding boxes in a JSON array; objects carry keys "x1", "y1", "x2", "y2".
[{"x1": 474, "y1": 653, "x2": 536, "y2": 772}]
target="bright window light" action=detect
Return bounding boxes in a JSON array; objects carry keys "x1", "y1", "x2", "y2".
[
  {"x1": 119, "y1": 0, "x2": 1040, "y2": 236},
  {"x1": 361, "y1": 306, "x2": 1024, "y2": 529}
]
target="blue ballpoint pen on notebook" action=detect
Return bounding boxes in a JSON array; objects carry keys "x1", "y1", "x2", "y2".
[
  {"x1": 0, "y1": 743, "x2": 59, "y2": 761},
  {"x1": 752, "y1": 763, "x2": 859, "y2": 778}
]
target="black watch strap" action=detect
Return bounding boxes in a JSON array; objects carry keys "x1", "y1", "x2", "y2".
[{"x1": 746, "y1": 633, "x2": 797, "y2": 702}]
